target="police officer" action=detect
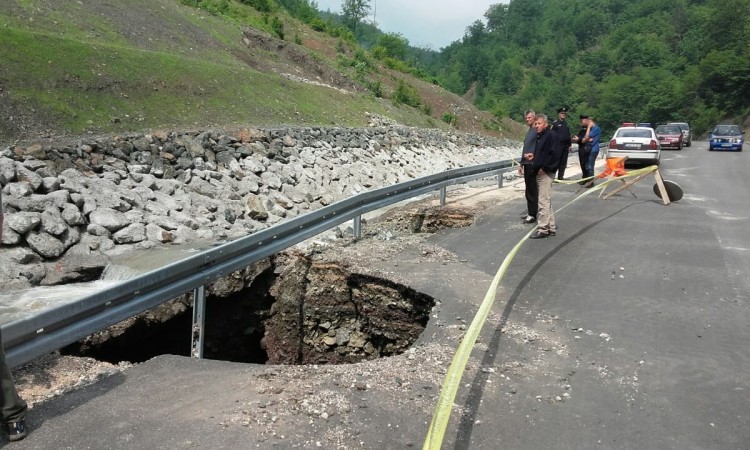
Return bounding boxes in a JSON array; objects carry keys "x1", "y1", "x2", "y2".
[
  {"x1": 551, "y1": 107, "x2": 572, "y2": 180},
  {"x1": 571, "y1": 115, "x2": 590, "y2": 184}
]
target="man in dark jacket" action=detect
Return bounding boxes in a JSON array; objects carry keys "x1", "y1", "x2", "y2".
[
  {"x1": 529, "y1": 114, "x2": 562, "y2": 239},
  {"x1": 517, "y1": 110, "x2": 538, "y2": 224},
  {"x1": 551, "y1": 107, "x2": 572, "y2": 180},
  {"x1": 0, "y1": 190, "x2": 29, "y2": 442}
]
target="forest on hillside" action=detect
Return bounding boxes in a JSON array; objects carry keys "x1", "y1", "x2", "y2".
[
  {"x1": 308, "y1": 0, "x2": 749, "y2": 135},
  {"x1": 425, "y1": 0, "x2": 750, "y2": 135}
]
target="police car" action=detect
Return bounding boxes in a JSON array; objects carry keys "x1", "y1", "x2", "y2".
[{"x1": 607, "y1": 124, "x2": 661, "y2": 164}]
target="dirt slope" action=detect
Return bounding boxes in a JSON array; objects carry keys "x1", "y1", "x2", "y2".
[{"x1": 0, "y1": 0, "x2": 522, "y2": 142}]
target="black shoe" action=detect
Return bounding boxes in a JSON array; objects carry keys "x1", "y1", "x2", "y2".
[
  {"x1": 7, "y1": 420, "x2": 27, "y2": 441},
  {"x1": 523, "y1": 215, "x2": 536, "y2": 224},
  {"x1": 549, "y1": 231, "x2": 556, "y2": 236},
  {"x1": 584, "y1": 181, "x2": 594, "y2": 188},
  {"x1": 529, "y1": 231, "x2": 549, "y2": 239}
]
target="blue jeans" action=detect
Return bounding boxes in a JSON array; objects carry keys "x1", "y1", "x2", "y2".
[{"x1": 586, "y1": 150, "x2": 599, "y2": 177}]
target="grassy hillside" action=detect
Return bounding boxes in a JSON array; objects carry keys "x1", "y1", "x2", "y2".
[{"x1": 0, "y1": 0, "x2": 520, "y2": 142}]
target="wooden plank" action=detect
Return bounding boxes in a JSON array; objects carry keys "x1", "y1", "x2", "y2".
[
  {"x1": 601, "y1": 172, "x2": 650, "y2": 200},
  {"x1": 653, "y1": 169, "x2": 671, "y2": 205}
]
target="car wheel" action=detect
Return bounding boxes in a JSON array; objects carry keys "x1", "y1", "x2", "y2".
[
  {"x1": 708, "y1": 146, "x2": 713, "y2": 151},
  {"x1": 678, "y1": 143, "x2": 683, "y2": 150}
]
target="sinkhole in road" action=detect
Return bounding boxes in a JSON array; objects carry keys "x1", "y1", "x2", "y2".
[{"x1": 61, "y1": 255, "x2": 435, "y2": 365}]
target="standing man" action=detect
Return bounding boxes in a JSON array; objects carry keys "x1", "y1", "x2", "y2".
[
  {"x1": 582, "y1": 116, "x2": 601, "y2": 188},
  {"x1": 0, "y1": 190, "x2": 29, "y2": 442},
  {"x1": 517, "y1": 110, "x2": 538, "y2": 224},
  {"x1": 571, "y1": 114, "x2": 591, "y2": 184},
  {"x1": 551, "y1": 107, "x2": 572, "y2": 180},
  {"x1": 529, "y1": 114, "x2": 562, "y2": 239}
]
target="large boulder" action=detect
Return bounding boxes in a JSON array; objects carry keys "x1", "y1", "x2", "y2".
[
  {"x1": 113, "y1": 223, "x2": 147, "y2": 244},
  {"x1": 26, "y1": 229, "x2": 66, "y2": 258},
  {"x1": 89, "y1": 208, "x2": 130, "y2": 232}
]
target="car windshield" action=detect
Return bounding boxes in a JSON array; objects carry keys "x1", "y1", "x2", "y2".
[
  {"x1": 617, "y1": 129, "x2": 652, "y2": 138},
  {"x1": 713, "y1": 125, "x2": 741, "y2": 135},
  {"x1": 656, "y1": 126, "x2": 681, "y2": 134},
  {"x1": 671, "y1": 123, "x2": 689, "y2": 131}
]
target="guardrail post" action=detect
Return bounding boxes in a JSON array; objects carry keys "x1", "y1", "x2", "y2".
[
  {"x1": 191, "y1": 285, "x2": 206, "y2": 359},
  {"x1": 497, "y1": 170, "x2": 504, "y2": 188},
  {"x1": 353, "y1": 215, "x2": 362, "y2": 240},
  {"x1": 439, "y1": 186, "x2": 446, "y2": 205}
]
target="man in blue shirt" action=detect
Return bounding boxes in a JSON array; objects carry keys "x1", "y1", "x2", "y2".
[
  {"x1": 517, "y1": 110, "x2": 538, "y2": 224},
  {"x1": 582, "y1": 116, "x2": 601, "y2": 188}
]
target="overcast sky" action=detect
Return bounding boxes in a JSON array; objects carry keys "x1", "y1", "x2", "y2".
[{"x1": 314, "y1": 0, "x2": 506, "y2": 50}]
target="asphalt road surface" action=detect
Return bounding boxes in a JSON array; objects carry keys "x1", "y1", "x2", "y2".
[{"x1": 430, "y1": 141, "x2": 750, "y2": 449}]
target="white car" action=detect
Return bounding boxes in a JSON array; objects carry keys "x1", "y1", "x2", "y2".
[{"x1": 607, "y1": 126, "x2": 661, "y2": 164}]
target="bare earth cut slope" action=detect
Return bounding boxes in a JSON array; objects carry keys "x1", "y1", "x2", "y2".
[{"x1": 0, "y1": 0, "x2": 522, "y2": 143}]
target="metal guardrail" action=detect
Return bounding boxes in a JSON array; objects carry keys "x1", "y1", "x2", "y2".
[{"x1": 3, "y1": 158, "x2": 519, "y2": 367}]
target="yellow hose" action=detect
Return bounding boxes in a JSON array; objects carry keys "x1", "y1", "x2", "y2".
[{"x1": 422, "y1": 165, "x2": 658, "y2": 449}]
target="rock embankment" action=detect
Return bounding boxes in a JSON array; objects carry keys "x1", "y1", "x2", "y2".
[{"x1": 1, "y1": 124, "x2": 517, "y2": 289}]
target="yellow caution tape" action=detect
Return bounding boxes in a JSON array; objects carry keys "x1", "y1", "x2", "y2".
[{"x1": 423, "y1": 165, "x2": 658, "y2": 449}]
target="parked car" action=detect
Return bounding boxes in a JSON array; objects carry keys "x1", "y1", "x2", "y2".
[
  {"x1": 708, "y1": 124, "x2": 744, "y2": 151},
  {"x1": 608, "y1": 125, "x2": 661, "y2": 164},
  {"x1": 669, "y1": 122, "x2": 692, "y2": 147},
  {"x1": 655, "y1": 124, "x2": 684, "y2": 150}
]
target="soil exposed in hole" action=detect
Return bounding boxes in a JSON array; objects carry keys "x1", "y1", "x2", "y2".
[
  {"x1": 373, "y1": 204, "x2": 477, "y2": 235},
  {"x1": 264, "y1": 253, "x2": 435, "y2": 364},
  {"x1": 62, "y1": 252, "x2": 435, "y2": 365}
]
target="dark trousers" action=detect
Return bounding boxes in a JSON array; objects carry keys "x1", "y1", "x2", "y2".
[
  {"x1": 0, "y1": 329, "x2": 27, "y2": 424},
  {"x1": 523, "y1": 164, "x2": 538, "y2": 217},
  {"x1": 578, "y1": 145, "x2": 592, "y2": 179},
  {"x1": 557, "y1": 147, "x2": 570, "y2": 180}
]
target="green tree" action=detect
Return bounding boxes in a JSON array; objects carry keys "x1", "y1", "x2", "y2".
[
  {"x1": 373, "y1": 32, "x2": 409, "y2": 60},
  {"x1": 277, "y1": 0, "x2": 321, "y2": 24},
  {"x1": 484, "y1": 3, "x2": 510, "y2": 42},
  {"x1": 697, "y1": 50, "x2": 750, "y2": 111},
  {"x1": 489, "y1": 59, "x2": 524, "y2": 95},
  {"x1": 418, "y1": 0, "x2": 749, "y2": 134},
  {"x1": 239, "y1": 0, "x2": 273, "y2": 13},
  {"x1": 504, "y1": 0, "x2": 545, "y2": 46},
  {"x1": 342, "y1": 0, "x2": 371, "y2": 34},
  {"x1": 392, "y1": 79, "x2": 421, "y2": 108},
  {"x1": 705, "y1": 0, "x2": 750, "y2": 51}
]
